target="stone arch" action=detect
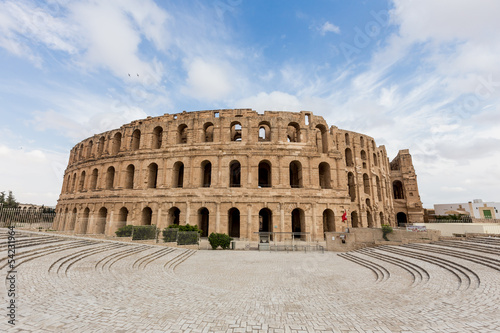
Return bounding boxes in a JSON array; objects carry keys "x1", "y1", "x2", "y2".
[
  {"x1": 289, "y1": 160, "x2": 303, "y2": 188},
  {"x1": 323, "y1": 209, "x2": 335, "y2": 235},
  {"x1": 318, "y1": 162, "x2": 332, "y2": 189},
  {"x1": 361, "y1": 150, "x2": 367, "y2": 160},
  {"x1": 112, "y1": 132, "x2": 122, "y2": 154},
  {"x1": 78, "y1": 144, "x2": 84, "y2": 160},
  {"x1": 201, "y1": 160, "x2": 212, "y2": 187},
  {"x1": 65, "y1": 175, "x2": 71, "y2": 193},
  {"x1": 141, "y1": 207, "x2": 152, "y2": 225},
  {"x1": 125, "y1": 164, "x2": 135, "y2": 189},
  {"x1": 258, "y1": 121, "x2": 271, "y2": 141},
  {"x1": 62, "y1": 207, "x2": 69, "y2": 230},
  {"x1": 315, "y1": 124, "x2": 328, "y2": 153},
  {"x1": 345, "y1": 133, "x2": 350, "y2": 145},
  {"x1": 397, "y1": 212, "x2": 407, "y2": 226},
  {"x1": 373, "y1": 153, "x2": 378, "y2": 166},
  {"x1": 348, "y1": 172, "x2": 356, "y2": 202},
  {"x1": 95, "y1": 207, "x2": 107, "y2": 234},
  {"x1": 287, "y1": 122, "x2": 300, "y2": 142},
  {"x1": 203, "y1": 122, "x2": 214, "y2": 142},
  {"x1": 86, "y1": 140, "x2": 93, "y2": 158},
  {"x1": 393, "y1": 180, "x2": 405, "y2": 199},
  {"x1": 131, "y1": 129, "x2": 141, "y2": 150},
  {"x1": 173, "y1": 161, "x2": 184, "y2": 188},
  {"x1": 230, "y1": 121, "x2": 242, "y2": 141},
  {"x1": 152, "y1": 126, "x2": 163, "y2": 149},
  {"x1": 379, "y1": 212, "x2": 384, "y2": 225},
  {"x1": 228, "y1": 207, "x2": 240, "y2": 238},
  {"x1": 80, "y1": 207, "x2": 90, "y2": 234},
  {"x1": 168, "y1": 207, "x2": 180, "y2": 225},
  {"x1": 367, "y1": 211, "x2": 374, "y2": 228},
  {"x1": 363, "y1": 173, "x2": 370, "y2": 195},
  {"x1": 106, "y1": 166, "x2": 115, "y2": 189},
  {"x1": 291, "y1": 208, "x2": 305, "y2": 239},
  {"x1": 198, "y1": 207, "x2": 209, "y2": 237},
  {"x1": 229, "y1": 160, "x2": 241, "y2": 187},
  {"x1": 117, "y1": 207, "x2": 128, "y2": 230},
  {"x1": 178, "y1": 124, "x2": 188, "y2": 144},
  {"x1": 78, "y1": 171, "x2": 86, "y2": 192},
  {"x1": 351, "y1": 211, "x2": 359, "y2": 228},
  {"x1": 71, "y1": 173, "x2": 77, "y2": 193},
  {"x1": 360, "y1": 136, "x2": 364, "y2": 148},
  {"x1": 68, "y1": 208, "x2": 77, "y2": 231},
  {"x1": 259, "y1": 208, "x2": 272, "y2": 232},
  {"x1": 147, "y1": 163, "x2": 158, "y2": 188},
  {"x1": 345, "y1": 148, "x2": 353, "y2": 167},
  {"x1": 258, "y1": 160, "x2": 272, "y2": 188},
  {"x1": 97, "y1": 136, "x2": 105, "y2": 156},
  {"x1": 90, "y1": 168, "x2": 98, "y2": 190}
]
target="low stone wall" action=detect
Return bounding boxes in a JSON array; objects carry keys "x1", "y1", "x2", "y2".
[
  {"x1": 325, "y1": 228, "x2": 440, "y2": 252},
  {"x1": 413, "y1": 223, "x2": 500, "y2": 237}
]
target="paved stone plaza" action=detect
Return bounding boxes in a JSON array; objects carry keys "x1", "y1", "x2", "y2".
[{"x1": 1, "y1": 230, "x2": 500, "y2": 332}]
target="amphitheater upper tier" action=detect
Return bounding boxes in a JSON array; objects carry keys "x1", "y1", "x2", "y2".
[{"x1": 54, "y1": 109, "x2": 424, "y2": 241}]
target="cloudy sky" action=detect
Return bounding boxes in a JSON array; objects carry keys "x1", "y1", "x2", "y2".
[{"x1": 1, "y1": 0, "x2": 499, "y2": 208}]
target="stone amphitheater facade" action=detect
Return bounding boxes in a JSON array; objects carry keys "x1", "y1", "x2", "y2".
[{"x1": 53, "y1": 109, "x2": 424, "y2": 241}]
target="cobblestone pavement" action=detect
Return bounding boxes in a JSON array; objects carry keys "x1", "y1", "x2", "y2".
[{"x1": 1, "y1": 229, "x2": 500, "y2": 332}]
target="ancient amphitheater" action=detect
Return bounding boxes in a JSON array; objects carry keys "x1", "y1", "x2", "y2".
[
  {"x1": 53, "y1": 109, "x2": 424, "y2": 240},
  {"x1": 1, "y1": 230, "x2": 499, "y2": 332}
]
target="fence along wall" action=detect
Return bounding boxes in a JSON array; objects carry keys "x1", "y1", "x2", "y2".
[
  {"x1": 0, "y1": 205, "x2": 55, "y2": 229},
  {"x1": 54, "y1": 109, "x2": 424, "y2": 241}
]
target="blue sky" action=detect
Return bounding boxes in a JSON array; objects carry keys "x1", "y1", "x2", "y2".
[{"x1": 1, "y1": 0, "x2": 499, "y2": 207}]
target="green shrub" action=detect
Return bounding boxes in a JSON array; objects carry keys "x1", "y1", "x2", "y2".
[
  {"x1": 132, "y1": 225, "x2": 157, "y2": 240},
  {"x1": 116, "y1": 225, "x2": 133, "y2": 237},
  {"x1": 381, "y1": 224, "x2": 393, "y2": 241},
  {"x1": 177, "y1": 231, "x2": 199, "y2": 245},
  {"x1": 208, "y1": 232, "x2": 232, "y2": 250},
  {"x1": 162, "y1": 228, "x2": 178, "y2": 242}
]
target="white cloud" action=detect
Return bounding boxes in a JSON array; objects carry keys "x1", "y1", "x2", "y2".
[{"x1": 319, "y1": 21, "x2": 340, "y2": 35}]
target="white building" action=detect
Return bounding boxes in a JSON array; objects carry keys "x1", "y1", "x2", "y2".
[{"x1": 434, "y1": 199, "x2": 499, "y2": 219}]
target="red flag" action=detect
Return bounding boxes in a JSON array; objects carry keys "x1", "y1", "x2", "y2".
[{"x1": 342, "y1": 210, "x2": 347, "y2": 222}]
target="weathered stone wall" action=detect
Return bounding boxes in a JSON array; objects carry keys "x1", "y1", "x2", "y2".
[{"x1": 54, "y1": 109, "x2": 423, "y2": 241}]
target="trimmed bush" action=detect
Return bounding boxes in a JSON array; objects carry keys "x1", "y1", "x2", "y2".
[
  {"x1": 381, "y1": 224, "x2": 393, "y2": 241},
  {"x1": 115, "y1": 225, "x2": 133, "y2": 237},
  {"x1": 162, "y1": 228, "x2": 178, "y2": 242},
  {"x1": 177, "y1": 231, "x2": 199, "y2": 245},
  {"x1": 162, "y1": 224, "x2": 201, "y2": 244},
  {"x1": 132, "y1": 225, "x2": 157, "y2": 240},
  {"x1": 208, "y1": 232, "x2": 232, "y2": 250}
]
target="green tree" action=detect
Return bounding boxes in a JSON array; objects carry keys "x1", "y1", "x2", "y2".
[
  {"x1": 0, "y1": 191, "x2": 5, "y2": 205},
  {"x1": 4, "y1": 191, "x2": 19, "y2": 208}
]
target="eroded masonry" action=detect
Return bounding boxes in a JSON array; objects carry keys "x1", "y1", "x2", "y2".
[{"x1": 53, "y1": 109, "x2": 424, "y2": 241}]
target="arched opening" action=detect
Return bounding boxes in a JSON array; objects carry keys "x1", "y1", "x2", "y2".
[
  {"x1": 318, "y1": 162, "x2": 332, "y2": 189},
  {"x1": 363, "y1": 173, "x2": 370, "y2": 195},
  {"x1": 141, "y1": 207, "x2": 152, "y2": 225},
  {"x1": 198, "y1": 208, "x2": 209, "y2": 237},
  {"x1": 96, "y1": 207, "x2": 107, "y2": 234},
  {"x1": 117, "y1": 207, "x2": 128, "y2": 230},
  {"x1": 229, "y1": 161, "x2": 241, "y2": 187},
  {"x1": 152, "y1": 126, "x2": 163, "y2": 149},
  {"x1": 360, "y1": 136, "x2": 364, "y2": 148},
  {"x1": 68, "y1": 208, "x2": 77, "y2": 231},
  {"x1": 345, "y1": 148, "x2": 353, "y2": 167},
  {"x1": 125, "y1": 164, "x2": 135, "y2": 189},
  {"x1": 393, "y1": 180, "x2": 405, "y2": 199},
  {"x1": 361, "y1": 150, "x2": 367, "y2": 161},
  {"x1": 201, "y1": 160, "x2": 212, "y2": 187},
  {"x1": 379, "y1": 212, "x2": 384, "y2": 225},
  {"x1": 112, "y1": 132, "x2": 122, "y2": 154},
  {"x1": 80, "y1": 208, "x2": 90, "y2": 234},
  {"x1": 63, "y1": 207, "x2": 69, "y2": 230},
  {"x1": 376, "y1": 176, "x2": 382, "y2": 201},
  {"x1": 231, "y1": 122, "x2": 242, "y2": 141},
  {"x1": 97, "y1": 136, "x2": 105, "y2": 156},
  {"x1": 291, "y1": 208, "x2": 305, "y2": 239},
  {"x1": 289, "y1": 161, "x2": 303, "y2": 188},
  {"x1": 71, "y1": 173, "x2": 77, "y2": 193},
  {"x1": 258, "y1": 122, "x2": 271, "y2": 141},
  {"x1": 90, "y1": 169, "x2": 98, "y2": 190},
  {"x1": 397, "y1": 212, "x2": 407, "y2": 226},
  {"x1": 106, "y1": 166, "x2": 115, "y2": 190},
  {"x1": 373, "y1": 153, "x2": 378, "y2": 166},
  {"x1": 351, "y1": 211, "x2": 359, "y2": 228},
  {"x1": 258, "y1": 160, "x2": 272, "y2": 188},
  {"x1": 345, "y1": 133, "x2": 350, "y2": 145},
  {"x1": 315, "y1": 124, "x2": 328, "y2": 153},
  {"x1": 87, "y1": 140, "x2": 93, "y2": 158},
  {"x1": 203, "y1": 123, "x2": 214, "y2": 142},
  {"x1": 168, "y1": 207, "x2": 180, "y2": 225},
  {"x1": 348, "y1": 172, "x2": 356, "y2": 202},
  {"x1": 78, "y1": 171, "x2": 86, "y2": 192},
  {"x1": 65, "y1": 175, "x2": 71, "y2": 193},
  {"x1": 78, "y1": 144, "x2": 84, "y2": 160},
  {"x1": 147, "y1": 163, "x2": 158, "y2": 188},
  {"x1": 228, "y1": 208, "x2": 240, "y2": 238},
  {"x1": 131, "y1": 129, "x2": 141, "y2": 151},
  {"x1": 173, "y1": 162, "x2": 184, "y2": 188},
  {"x1": 259, "y1": 208, "x2": 272, "y2": 233},
  {"x1": 323, "y1": 209, "x2": 335, "y2": 236},
  {"x1": 287, "y1": 122, "x2": 300, "y2": 142},
  {"x1": 178, "y1": 124, "x2": 188, "y2": 144},
  {"x1": 367, "y1": 211, "x2": 374, "y2": 228}
]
